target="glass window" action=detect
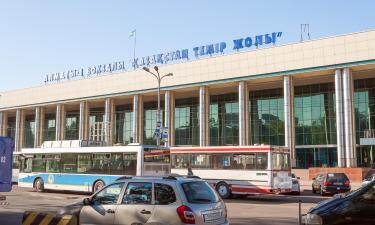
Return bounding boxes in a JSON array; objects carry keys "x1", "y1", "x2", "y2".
[
  {"x1": 44, "y1": 115, "x2": 56, "y2": 142},
  {"x1": 32, "y1": 154, "x2": 45, "y2": 172},
  {"x1": 257, "y1": 153, "x2": 268, "y2": 170},
  {"x1": 181, "y1": 181, "x2": 219, "y2": 204},
  {"x1": 175, "y1": 98, "x2": 199, "y2": 146},
  {"x1": 92, "y1": 182, "x2": 124, "y2": 205},
  {"x1": 171, "y1": 154, "x2": 190, "y2": 169},
  {"x1": 110, "y1": 153, "x2": 124, "y2": 175},
  {"x1": 272, "y1": 153, "x2": 290, "y2": 170},
  {"x1": 92, "y1": 153, "x2": 110, "y2": 174},
  {"x1": 45, "y1": 154, "x2": 60, "y2": 173},
  {"x1": 77, "y1": 154, "x2": 92, "y2": 173},
  {"x1": 122, "y1": 182, "x2": 152, "y2": 205},
  {"x1": 23, "y1": 115, "x2": 35, "y2": 148},
  {"x1": 65, "y1": 112, "x2": 79, "y2": 140},
  {"x1": 61, "y1": 154, "x2": 77, "y2": 173},
  {"x1": 13, "y1": 155, "x2": 20, "y2": 169},
  {"x1": 190, "y1": 154, "x2": 211, "y2": 169},
  {"x1": 143, "y1": 102, "x2": 164, "y2": 145},
  {"x1": 123, "y1": 153, "x2": 137, "y2": 175},
  {"x1": 155, "y1": 183, "x2": 176, "y2": 205},
  {"x1": 115, "y1": 105, "x2": 133, "y2": 145},
  {"x1": 234, "y1": 154, "x2": 256, "y2": 170}
]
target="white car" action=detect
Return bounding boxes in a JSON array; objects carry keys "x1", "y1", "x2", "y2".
[
  {"x1": 291, "y1": 173, "x2": 301, "y2": 195},
  {"x1": 362, "y1": 173, "x2": 375, "y2": 186}
]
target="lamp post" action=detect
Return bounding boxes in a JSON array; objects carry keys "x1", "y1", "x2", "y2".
[{"x1": 143, "y1": 66, "x2": 173, "y2": 146}]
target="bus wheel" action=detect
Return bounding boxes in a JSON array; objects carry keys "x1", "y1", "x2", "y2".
[
  {"x1": 34, "y1": 178, "x2": 44, "y2": 192},
  {"x1": 93, "y1": 180, "x2": 105, "y2": 193},
  {"x1": 216, "y1": 182, "x2": 231, "y2": 199}
]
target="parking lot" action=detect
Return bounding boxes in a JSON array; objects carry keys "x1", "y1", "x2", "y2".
[{"x1": 0, "y1": 185, "x2": 331, "y2": 225}]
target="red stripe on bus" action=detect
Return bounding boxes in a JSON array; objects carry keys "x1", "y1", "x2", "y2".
[
  {"x1": 170, "y1": 147, "x2": 271, "y2": 153},
  {"x1": 231, "y1": 187, "x2": 273, "y2": 194}
]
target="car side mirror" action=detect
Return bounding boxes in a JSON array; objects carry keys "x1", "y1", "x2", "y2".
[{"x1": 83, "y1": 198, "x2": 92, "y2": 205}]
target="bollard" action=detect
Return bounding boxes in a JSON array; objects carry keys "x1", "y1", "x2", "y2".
[{"x1": 298, "y1": 200, "x2": 302, "y2": 225}]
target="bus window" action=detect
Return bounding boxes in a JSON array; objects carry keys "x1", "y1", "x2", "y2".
[
  {"x1": 13, "y1": 155, "x2": 20, "y2": 169},
  {"x1": 110, "y1": 153, "x2": 124, "y2": 175},
  {"x1": 32, "y1": 154, "x2": 46, "y2": 172},
  {"x1": 256, "y1": 153, "x2": 268, "y2": 170},
  {"x1": 171, "y1": 154, "x2": 190, "y2": 169},
  {"x1": 45, "y1": 154, "x2": 60, "y2": 173},
  {"x1": 92, "y1": 153, "x2": 110, "y2": 174},
  {"x1": 123, "y1": 153, "x2": 137, "y2": 175},
  {"x1": 77, "y1": 154, "x2": 92, "y2": 173},
  {"x1": 22, "y1": 156, "x2": 32, "y2": 173},
  {"x1": 190, "y1": 154, "x2": 211, "y2": 169},
  {"x1": 272, "y1": 153, "x2": 290, "y2": 170},
  {"x1": 61, "y1": 154, "x2": 78, "y2": 173},
  {"x1": 234, "y1": 154, "x2": 256, "y2": 170},
  {"x1": 212, "y1": 154, "x2": 232, "y2": 169}
]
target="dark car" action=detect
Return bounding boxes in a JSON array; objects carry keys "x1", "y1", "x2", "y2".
[
  {"x1": 303, "y1": 180, "x2": 375, "y2": 225},
  {"x1": 312, "y1": 173, "x2": 350, "y2": 196}
]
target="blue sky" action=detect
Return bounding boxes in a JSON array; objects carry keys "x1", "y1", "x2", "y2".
[{"x1": 0, "y1": 0, "x2": 374, "y2": 92}]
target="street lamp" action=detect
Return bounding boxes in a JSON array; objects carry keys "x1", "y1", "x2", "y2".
[{"x1": 143, "y1": 66, "x2": 173, "y2": 146}]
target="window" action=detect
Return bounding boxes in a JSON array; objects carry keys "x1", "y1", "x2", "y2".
[
  {"x1": 257, "y1": 153, "x2": 268, "y2": 170},
  {"x1": 92, "y1": 153, "x2": 110, "y2": 174},
  {"x1": 110, "y1": 153, "x2": 124, "y2": 175},
  {"x1": 77, "y1": 154, "x2": 92, "y2": 173},
  {"x1": 171, "y1": 154, "x2": 190, "y2": 169},
  {"x1": 190, "y1": 154, "x2": 211, "y2": 169},
  {"x1": 45, "y1": 154, "x2": 60, "y2": 173},
  {"x1": 122, "y1": 182, "x2": 152, "y2": 205},
  {"x1": 61, "y1": 154, "x2": 77, "y2": 173},
  {"x1": 181, "y1": 181, "x2": 219, "y2": 204},
  {"x1": 234, "y1": 154, "x2": 256, "y2": 170},
  {"x1": 272, "y1": 153, "x2": 290, "y2": 170},
  {"x1": 123, "y1": 153, "x2": 137, "y2": 175},
  {"x1": 92, "y1": 183, "x2": 124, "y2": 205},
  {"x1": 155, "y1": 183, "x2": 176, "y2": 205},
  {"x1": 32, "y1": 154, "x2": 46, "y2": 172}
]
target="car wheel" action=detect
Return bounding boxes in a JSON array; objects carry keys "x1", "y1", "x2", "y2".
[
  {"x1": 34, "y1": 178, "x2": 44, "y2": 192},
  {"x1": 216, "y1": 182, "x2": 231, "y2": 199},
  {"x1": 93, "y1": 180, "x2": 105, "y2": 193}
]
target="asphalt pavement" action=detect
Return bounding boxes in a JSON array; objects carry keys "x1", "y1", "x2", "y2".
[{"x1": 0, "y1": 185, "x2": 330, "y2": 225}]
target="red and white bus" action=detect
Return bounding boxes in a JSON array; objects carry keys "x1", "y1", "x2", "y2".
[{"x1": 170, "y1": 145, "x2": 292, "y2": 198}]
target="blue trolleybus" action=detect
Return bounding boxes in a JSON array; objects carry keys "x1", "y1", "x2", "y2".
[{"x1": 17, "y1": 145, "x2": 170, "y2": 192}]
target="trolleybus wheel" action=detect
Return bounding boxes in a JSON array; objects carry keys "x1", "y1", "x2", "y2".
[
  {"x1": 216, "y1": 182, "x2": 231, "y2": 199},
  {"x1": 34, "y1": 178, "x2": 44, "y2": 192}
]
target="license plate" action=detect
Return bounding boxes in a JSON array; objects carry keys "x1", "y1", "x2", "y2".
[
  {"x1": 337, "y1": 187, "x2": 341, "y2": 190},
  {"x1": 334, "y1": 182, "x2": 343, "y2": 185},
  {"x1": 203, "y1": 212, "x2": 222, "y2": 222}
]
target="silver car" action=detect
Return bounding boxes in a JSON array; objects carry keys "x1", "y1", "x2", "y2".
[{"x1": 61, "y1": 176, "x2": 229, "y2": 225}]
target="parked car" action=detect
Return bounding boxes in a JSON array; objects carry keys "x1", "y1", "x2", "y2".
[
  {"x1": 60, "y1": 176, "x2": 229, "y2": 225},
  {"x1": 312, "y1": 173, "x2": 351, "y2": 196},
  {"x1": 363, "y1": 172, "x2": 375, "y2": 186},
  {"x1": 290, "y1": 173, "x2": 301, "y2": 195},
  {"x1": 303, "y1": 180, "x2": 375, "y2": 225}
]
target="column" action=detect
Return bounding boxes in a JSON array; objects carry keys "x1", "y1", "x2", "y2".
[
  {"x1": 132, "y1": 95, "x2": 143, "y2": 144},
  {"x1": 34, "y1": 107, "x2": 44, "y2": 147},
  {"x1": 164, "y1": 91, "x2": 175, "y2": 147},
  {"x1": 104, "y1": 98, "x2": 115, "y2": 145},
  {"x1": 199, "y1": 86, "x2": 209, "y2": 146},
  {"x1": 0, "y1": 111, "x2": 7, "y2": 136},
  {"x1": 284, "y1": 76, "x2": 296, "y2": 167},
  {"x1": 55, "y1": 104, "x2": 66, "y2": 141},
  {"x1": 15, "y1": 109, "x2": 24, "y2": 152},
  {"x1": 343, "y1": 68, "x2": 357, "y2": 167},
  {"x1": 239, "y1": 81, "x2": 249, "y2": 146},
  {"x1": 335, "y1": 69, "x2": 346, "y2": 167},
  {"x1": 79, "y1": 101, "x2": 90, "y2": 140}
]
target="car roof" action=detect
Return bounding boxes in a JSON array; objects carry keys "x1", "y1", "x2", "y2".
[{"x1": 115, "y1": 175, "x2": 202, "y2": 184}]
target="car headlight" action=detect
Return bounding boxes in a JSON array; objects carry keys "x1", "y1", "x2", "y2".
[{"x1": 304, "y1": 213, "x2": 323, "y2": 225}]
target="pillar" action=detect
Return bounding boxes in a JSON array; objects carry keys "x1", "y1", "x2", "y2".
[
  {"x1": 0, "y1": 111, "x2": 7, "y2": 136},
  {"x1": 343, "y1": 68, "x2": 357, "y2": 167},
  {"x1": 34, "y1": 107, "x2": 45, "y2": 147},
  {"x1": 239, "y1": 81, "x2": 249, "y2": 146},
  {"x1": 199, "y1": 86, "x2": 209, "y2": 146},
  {"x1": 55, "y1": 104, "x2": 66, "y2": 141},
  {"x1": 79, "y1": 101, "x2": 90, "y2": 140},
  {"x1": 15, "y1": 109, "x2": 24, "y2": 152},
  {"x1": 104, "y1": 98, "x2": 115, "y2": 145},
  {"x1": 164, "y1": 91, "x2": 175, "y2": 147},
  {"x1": 132, "y1": 95, "x2": 143, "y2": 144},
  {"x1": 284, "y1": 76, "x2": 296, "y2": 167},
  {"x1": 335, "y1": 69, "x2": 346, "y2": 167}
]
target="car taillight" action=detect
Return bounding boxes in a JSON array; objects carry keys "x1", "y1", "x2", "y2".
[
  {"x1": 324, "y1": 181, "x2": 332, "y2": 186},
  {"x1": 344, "y1": 181, "x2": 350, "y2": 186},
  {"x1": 177, "y1": 205, "x2": 195, "y2": 224}
]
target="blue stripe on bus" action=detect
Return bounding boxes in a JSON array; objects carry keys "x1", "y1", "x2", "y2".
[{"x1": 18, "y1": 173, "x2": 122, "y2": 190}]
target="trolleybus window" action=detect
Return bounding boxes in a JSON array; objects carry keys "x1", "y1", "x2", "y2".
[
  {"x1": 92, "y1": 153, "x2": 110, "y2": 174},
  {"x1": 61, "y1": 154, "x2": 78, "y2": 173},
  {"x1": 32, "y1": 154, "x2": 46, "y2": 172},
  {"x1": 77, "y1": 154, "x2": 92, "y2": 173},
  {"x1": 123, "y1": 153, "x2": 137, "y2": 175},
  {"x1": 45, "y1": 154, "x2": 60, "y2": 173},
  {"x1": 272, "y1": 153, "x2": 290, "y2": 170}
]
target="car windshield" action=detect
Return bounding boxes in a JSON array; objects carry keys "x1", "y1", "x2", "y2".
[
  {"x1": 181, "y1": 181, "x2": 219, "y2": 204},
  {"x1": 326, "y1": 173, "x2": 348, "y2": 182}
]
